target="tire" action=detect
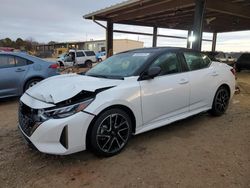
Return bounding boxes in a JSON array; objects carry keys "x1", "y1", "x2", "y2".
[
  {"x1": 98, "y1": 58, "x2": 102, "y2": 62},
  {"x1": 85, "y1": 60, "x2": 92, "y2": 68},
  {"x1": 210, "y1": 86, "x2": 230, "y2": 116},
  {"x1": 90, "y1": 108, "x2": 132, "y2": 157},
  {"x1": 24, "y1": 78, "x2": 42, "y2": 91}
]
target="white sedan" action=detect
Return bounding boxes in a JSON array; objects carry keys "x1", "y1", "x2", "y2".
[{"x1": 18, "y1": 47, "x2": 235, "y2": 157}]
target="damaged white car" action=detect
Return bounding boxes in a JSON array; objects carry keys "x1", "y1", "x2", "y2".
[{"x1": 18, "y1": 47, "x2": 235, "y2": 157}]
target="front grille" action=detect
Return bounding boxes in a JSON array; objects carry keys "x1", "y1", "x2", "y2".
[{"x1": 18, "y1": 102, "x2": 37, "y2": 137}]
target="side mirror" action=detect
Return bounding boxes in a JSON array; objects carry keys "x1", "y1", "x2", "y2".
[{"x1": 140, "y1": 66, "x2": 161, "y2": 80}]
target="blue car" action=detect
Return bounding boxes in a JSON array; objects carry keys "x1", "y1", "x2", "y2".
[{"x1": 0, "y1": 52, "x2": 59, "y2": 98}]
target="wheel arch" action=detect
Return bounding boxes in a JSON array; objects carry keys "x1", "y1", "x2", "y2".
[
  {"x1": 23, "y1": 76, "x2": 44, "y2": 92},
  {"x1": 85, "y1": 104, "x2": 136, "y2": 150},
  {"x1": 220, "y1": 84, "x2": 231, "y2": 97},
  {"x1": 85, "y1": 59, "x2": 93, "y2": 63}
]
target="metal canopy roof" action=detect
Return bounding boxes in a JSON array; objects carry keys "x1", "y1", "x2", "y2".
[{"x1": 84, "y1": 0, "x2": 250, "y2": 33}]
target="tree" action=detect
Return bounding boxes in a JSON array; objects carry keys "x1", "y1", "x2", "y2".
[
  {"x1": 48, "y1": 41, "x2": 56, "y2": 45},
  {"x1": 3, "y1": 38, "x2": 13, "y2": 47}
]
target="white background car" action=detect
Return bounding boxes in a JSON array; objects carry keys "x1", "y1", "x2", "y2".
[
  {"x1": 57, "y1": 50, "x2": 96, "y2": 67},
  {"x1": 19, "y1": 47, "x2": 235, "y2": 157}
]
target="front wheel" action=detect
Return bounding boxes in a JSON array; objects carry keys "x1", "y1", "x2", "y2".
[
  {"x1": 24, "y1": 78, "x2": 42, "y2": 91},
  {"x1": 210, "y1": 86, "x2": 230, "y2": 116},
  {"x1": 90, "y1": 109, "x2": 132, "y2": 157}
]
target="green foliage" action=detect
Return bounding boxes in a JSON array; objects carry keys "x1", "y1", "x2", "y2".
[{"x1": 0, "y1": 37, "x2": 37, "y2": 51}]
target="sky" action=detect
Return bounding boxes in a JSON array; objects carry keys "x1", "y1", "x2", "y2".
[{"x1": 0, "y1": 0, "x2": 250, "y2": 52}]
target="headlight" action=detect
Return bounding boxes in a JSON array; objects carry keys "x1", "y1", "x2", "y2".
[{"x1": 39, "y1": 98, "x2": 94, "y2": 120}]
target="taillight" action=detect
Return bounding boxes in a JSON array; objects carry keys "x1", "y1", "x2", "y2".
[
  {"x1": 49, "y1": 63, "x2": 59, "y2": 69},
  {"x1": 230, "y1": 68, "x2": 236, "y2": 76}
]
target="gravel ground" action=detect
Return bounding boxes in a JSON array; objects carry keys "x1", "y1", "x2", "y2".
[{"x1": 0, "y1": 71, "x2": 249, "y2": 188}]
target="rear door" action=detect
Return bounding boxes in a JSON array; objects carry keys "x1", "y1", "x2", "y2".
[
  {"x1": 0, "y1": 55, "x2": 29, "y2": 97},
  {"x1": 182, "y1": 51, "x2": 215, "y2": 111},
  {"x1": 76, "y1": 51, "x2": 86, "y2": 65},
  {"x1": 140, "y1": 52, "x2": 190, "y2": 125}
]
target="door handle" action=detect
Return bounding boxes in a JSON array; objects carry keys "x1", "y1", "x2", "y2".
[
  {"x1": 178, "y1": 78, "x2": 189, "y2": 84},
  {"x1": 15, "y1": 68, "x2": 25, "y2": 72}
]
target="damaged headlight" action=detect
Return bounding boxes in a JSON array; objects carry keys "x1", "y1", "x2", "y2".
[{"x1": 38, "y1": 98, "x2": 94, "y2": 120}]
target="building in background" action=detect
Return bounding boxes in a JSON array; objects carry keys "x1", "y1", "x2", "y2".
[{"x1": 36, "y1": 39, "x2": 143, "y2": 58}]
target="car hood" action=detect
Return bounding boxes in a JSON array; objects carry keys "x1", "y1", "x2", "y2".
[{"x1": 26, "y1": 74, "x2": 123, "y2": 104}]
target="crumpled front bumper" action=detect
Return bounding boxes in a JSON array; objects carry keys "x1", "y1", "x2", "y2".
[{"x1": 19, "y1": 94, "x2": 95, "y2": 155}]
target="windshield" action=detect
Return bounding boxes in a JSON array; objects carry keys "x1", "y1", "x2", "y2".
[{"x1": 86, "y1": 52, "x2": 151, "y2": 79}]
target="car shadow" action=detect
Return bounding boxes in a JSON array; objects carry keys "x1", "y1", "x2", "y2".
[
  {"x1": 0, "y1": 97, "x2": 20, "y2": 105},
  {"x1": 0, "y1": 96, "x2": 19, "y2": 105}
]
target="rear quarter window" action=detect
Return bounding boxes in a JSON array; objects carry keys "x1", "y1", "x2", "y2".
[{"x1": 85, "y1": 51, "x2": 96, "y2": 56}]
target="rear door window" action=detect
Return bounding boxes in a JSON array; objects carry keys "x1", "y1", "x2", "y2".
[
  {"x1": 0, "y1": 55, "x2": 15, "y2": 68},
  {"x1": 76, "y1": 52, "x2": 85, "y2": 57},
  {"x1": 183, "y1": 52, "x2": 211, "y2": 71},
  {"x1": 15, "y1": 56, "x2": 28, "y2": 66}
]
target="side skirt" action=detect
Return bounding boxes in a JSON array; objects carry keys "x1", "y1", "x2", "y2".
[{"x1": 135, "y1": 107, "x2": 210, "y2": 135}]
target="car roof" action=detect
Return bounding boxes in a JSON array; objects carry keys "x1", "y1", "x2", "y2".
[
  {"x1": 0, "y1": 51, "x2": 28, "y2": 56},
  {"x1": 69, "y1": 49, "x2": 94, "y2": 52},
  {"x1": 118, "y1": 47, "x2": 201, "y2": 54},
  {"x1": 0, "y1": 52, "x2": 53, "y2": 64}
]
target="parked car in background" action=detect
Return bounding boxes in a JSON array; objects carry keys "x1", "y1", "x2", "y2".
[
  {"x1": 57, "y1": 50, "x2": 96, "y2": 68},
  {"x1": 18, "y1": 47, "x2": 235, "y2": 157},
  {"x1": 96, "y1": 51, "x2": 106, "y2": 62},
  {"x1": 57, "y1": 52, "x2": 67, "y2": 60},
  {"x1": 203, "y1": 51, "x2": 236, "y2": 67},
  {"x1": 0, "y1": 52, "x2": 59, "y2": 98},
  {"x1": 215, "y1": 52, "x2": 236, "y2": 66},
  {"x1": 235, "y1": 53, "x2": 250, "y2": 72}
]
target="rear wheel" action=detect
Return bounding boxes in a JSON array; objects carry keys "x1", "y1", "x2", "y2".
[
  {"x1": 24, "y1": 78, "x2": 42, "y2": 91},
  {"x1": 90, "y1": 109, "x2": 132, "y2": 157},
  {"x1": 85, "y1": 60, "x2": 92, "y2": 68},
  {"x1": 210, "y1": 86, "x2": 230, "y2": 116}
]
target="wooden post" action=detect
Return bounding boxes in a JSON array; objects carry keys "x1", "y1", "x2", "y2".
[
  {"x1": 212, "y1": 32, "x2": 217, "y2": 52},
  {"x1": 152, "y1": 27, "x2": 158, "y2": 47},
  {"x1": 192, "y1": 0, "x2": 206, "y2": 51},
  {"x1": 106, "y1": 21, "x2": 113, "y2": 57},
  {"x1": 187, "y1": 30, "x2": 192, "y2": 49}
]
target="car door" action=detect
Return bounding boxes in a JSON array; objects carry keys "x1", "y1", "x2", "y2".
[
  {"x1": 0, "y1": 54, "x2": 29, "y2": 97},
  {"x1": 139, "y1": 52, "x2": 190, "y2": 125},
  {"x1": 76, "y1": 51, "x2": 86, "y2": 65},
  {"x1": 182, "y1": 51, "x2": 215, "y2": 111}
]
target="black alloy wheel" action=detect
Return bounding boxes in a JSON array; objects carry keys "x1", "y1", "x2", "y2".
[
  {"x1": 90, "y1": 109, "x2": 132, "y2": 157},
  {"x1": 211, "y1": 86, "x2": 230, "y2": 116}
]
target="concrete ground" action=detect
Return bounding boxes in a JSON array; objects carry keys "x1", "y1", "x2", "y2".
[{"x1": 0, "y1": 72, "x2": 249, "y2": 188}]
